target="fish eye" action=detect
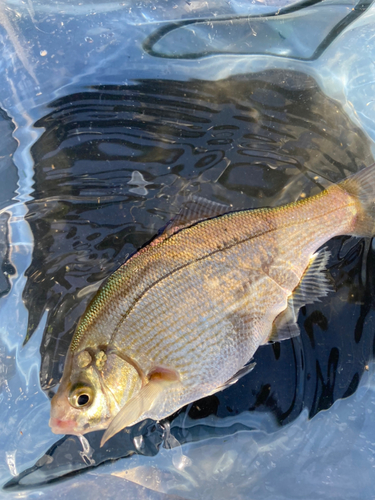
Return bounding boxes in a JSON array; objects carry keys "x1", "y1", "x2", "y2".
[
  {"x1": 68, "y1": 383, "x2": 94, "y2": 409},
  {"x1": 77, "y1": 394, "x2": 90, "y2": 406}
]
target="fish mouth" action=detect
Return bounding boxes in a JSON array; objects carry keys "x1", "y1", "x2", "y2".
[{"x1": 49, "y1": 417, "x2": 80, "y2": 435}]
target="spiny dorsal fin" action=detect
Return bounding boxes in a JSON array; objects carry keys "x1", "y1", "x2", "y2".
[
  {"x1": 269, "y1": 248, "x2": 332, "y2": 343},
  {"x1": 163, "y1": 195, "x2": 231, "y2": 236}
]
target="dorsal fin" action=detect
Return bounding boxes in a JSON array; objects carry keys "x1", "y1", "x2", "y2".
[
  {"x1": 163, "y1": 195, "x2": 231, "y2": 236},
  {"x1": 269, "y1": 248, "x2": 332, "y2": 342}
]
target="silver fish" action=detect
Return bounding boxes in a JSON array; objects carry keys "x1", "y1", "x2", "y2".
[{"x1": 49, "y1": 163, "x2": 375, "y2": 446}]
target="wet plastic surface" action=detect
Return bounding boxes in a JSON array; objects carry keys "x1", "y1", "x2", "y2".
[{"x1": 1, "y1": 0, "x2": 375, "y2": 498}]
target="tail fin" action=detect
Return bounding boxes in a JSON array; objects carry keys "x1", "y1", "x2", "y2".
[{"x1": 338, "y1": 163, "x2": 375, "y2": 237}]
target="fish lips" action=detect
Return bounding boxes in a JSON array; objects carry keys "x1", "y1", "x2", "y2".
[{"x1": 49, "y1": 416, "x2": 80, "y2": 435}]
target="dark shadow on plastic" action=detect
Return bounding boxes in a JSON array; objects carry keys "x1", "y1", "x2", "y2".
[{"x1": 3, "y1": 419, "x2": 163, "y2": 490}]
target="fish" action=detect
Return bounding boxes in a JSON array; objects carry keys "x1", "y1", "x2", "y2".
[{"x1": 49, "y1": 163, "x2": 375, "y2": 447}]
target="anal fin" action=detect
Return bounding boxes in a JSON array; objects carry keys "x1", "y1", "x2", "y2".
[
  {"x1": 269, "y1": 306, "x2": 301, "y2": 342},
  {"x1": 216, "y1": 362, "x2": 256, "y2": 392},
  {"x1": 269, "y1": 247, "x2": 332, "y2": 343}
]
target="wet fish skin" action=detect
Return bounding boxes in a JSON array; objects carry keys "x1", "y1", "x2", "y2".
[{"x1": 49, "y1": 163, "x2": 375, "y2": 444}]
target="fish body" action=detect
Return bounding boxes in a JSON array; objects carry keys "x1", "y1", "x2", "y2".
[{"x1": 50, "y1": 164, "x2": 375, "y2": 445}]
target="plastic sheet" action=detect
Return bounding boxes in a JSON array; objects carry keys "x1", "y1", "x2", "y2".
[{"x1": 1, "y1": 0, "x2": 375, "y2": 498}]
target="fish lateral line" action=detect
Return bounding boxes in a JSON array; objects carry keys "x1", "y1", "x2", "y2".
[
  {"x1": 71, "y1": 206, "x2": 285, "y2": 351},
  {"x1": 107, "y1": 201, "x2": 354, "y2": 348},
  {"x1": 73, "y1": 191, "x2": 354, "y2": 352}
]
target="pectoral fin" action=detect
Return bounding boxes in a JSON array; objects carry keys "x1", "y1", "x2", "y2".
[
  {"x1": 100, "y1": 368, "x2": 180, "y2": 447},
  {"x1": 269, "y1": 248, "x2": 332, "y2": 343}
]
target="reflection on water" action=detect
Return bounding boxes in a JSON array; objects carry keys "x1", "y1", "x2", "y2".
[{"x1": 2, "y1": 69, "x2": 375, "y2": 493}]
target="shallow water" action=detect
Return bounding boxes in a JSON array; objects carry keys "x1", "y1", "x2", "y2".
[{"x1": 1, "y1": 0, "x2": 375, "y2": 498}]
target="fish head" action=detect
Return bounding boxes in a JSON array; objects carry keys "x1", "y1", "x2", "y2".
[{"x1": 49, "y1": 347, "x2": 142, "y2": 436}]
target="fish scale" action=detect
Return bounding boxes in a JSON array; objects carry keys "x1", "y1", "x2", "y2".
[
  {"x1": 84, "y1": 187, "x2": 352, "y2": 356},
  {"x1": 116, "y1": 256, "x2": 288, "y2": 377},
  {"x1": 50, "y1": 163, "x2": 375, "y2": 446},
  {"x1": 72, "y1": 208, "x2": 278, "y2": 351}
]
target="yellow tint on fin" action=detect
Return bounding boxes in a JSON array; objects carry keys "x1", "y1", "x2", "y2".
[
  {"x1": 100, "y1": 368, "x2": 180, "y2": 447},
  {"x1": 269, "y1": 248, "x2": 332, "y2": 343},
  {"x1": 338, "y1": 162, "x2": 375, "y2": 237}
]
